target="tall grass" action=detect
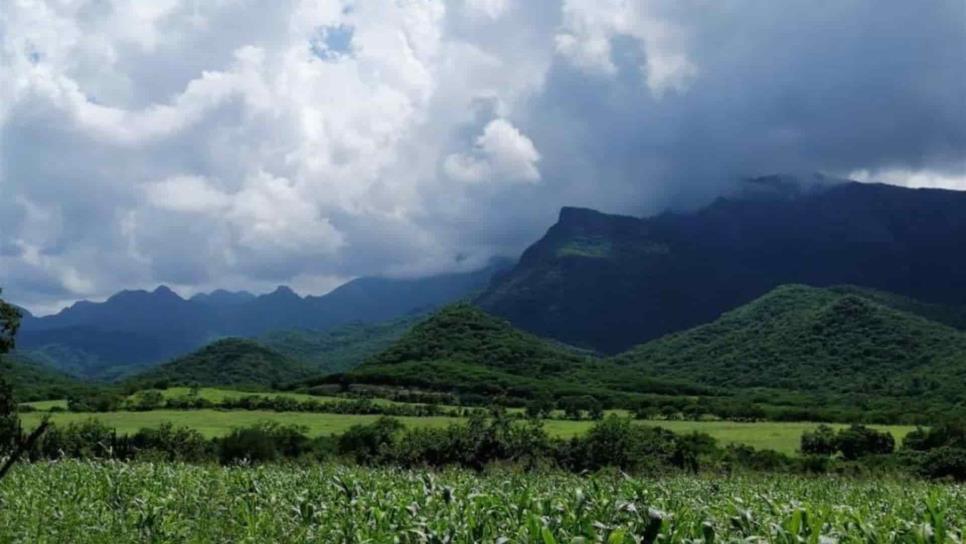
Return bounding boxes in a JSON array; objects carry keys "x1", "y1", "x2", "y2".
[{"x1": 0, "y1": 461, "x2": 962, "y2": 542}]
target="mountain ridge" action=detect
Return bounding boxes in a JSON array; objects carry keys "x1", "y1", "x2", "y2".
[
  {"x1": 478, "y1": 180, "x2": 966, "y2": 353},
  {"x1": 15, "y1": 261, "x2": 510, "y2": 376}
]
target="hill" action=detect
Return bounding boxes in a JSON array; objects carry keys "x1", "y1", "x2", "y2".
[
  {"x1": 15, "y1": 261, "x2": 508, "y2": 376},
  {"x1": 259, "y1": 315, "x2": 421, "y2": 374},
  {"x1": 0, "y1": 354, "x2": 94, "y2": 402},
  {"x1": 477, "y1": 179, "x2": 966, "y2": 353},
  {"x1": 318, "y1": 304, "x2": 702, "y2": 401},
  {"x1": 614, "y1": 285, "x2": 966, "y2": 410},
  {"x1": 127, "y1": 339, "x2": 317, "y2": 390}
]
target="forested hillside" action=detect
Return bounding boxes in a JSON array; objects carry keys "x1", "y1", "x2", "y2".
[
  {"x1": 615, "y1": 285, "x2": 966, "y2": 409},
  {"x1": 127, "y1": 339, "x2": 317, "y2": 390}
]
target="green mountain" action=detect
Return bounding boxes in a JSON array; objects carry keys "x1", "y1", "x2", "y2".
[
  {"x1": 259, "y1": 315, "x2": 421, "y2": 374},
  {"x1": 0, "y1": 354, "x2": 94, "y2": 402},
  {"x1": 478, "y1": 180, "x2": 966, "y2": 353},
  {"x1": 318, "y1": 304, "x2": 702, "y2": 401},
  {"x1": 614, "y1": 285, "x2": 966, "y2": 408},
  {"x1": 127, "y1": 338, "x2": 317, "y2": 390}
]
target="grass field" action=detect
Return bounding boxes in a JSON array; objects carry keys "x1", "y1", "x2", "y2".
[
  {"x1": 20, "y1": 387, "x2": 428, "y2": 411},
  {"x1": 1, "y1": 461, "x2": 961, "y2": 542},
  {"x1": 19, "y1": 409, "x2": 914, "y2": 455}
]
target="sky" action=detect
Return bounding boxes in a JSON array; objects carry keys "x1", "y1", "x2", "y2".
[{"x1": 1, "y1": 0, "x2": 964, "y2": 315}]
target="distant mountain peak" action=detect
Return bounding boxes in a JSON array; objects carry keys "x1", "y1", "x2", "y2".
[
  {"x1": 269, "y1": 285, "x2": 299, "y2": 298},
  {"x1": 153, "y1": 285, "x2": 180, "y2": 298}
]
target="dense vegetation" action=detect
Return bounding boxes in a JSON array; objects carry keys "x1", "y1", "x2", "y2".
[
  {"x1": 126, "y1": 338, "x2": 318, "y2": 390},
  {"x1": 615, "y1": 285, "x2": 966, "y2": 415},
  {"x1": 478, "y1": 179, "x2": 966, "y2": 353},
  {"x1": 259, "y1": 314, "x2": 419, "y2": 374},
  {"x1": 2, "y1": 462, "x2": 961, "y2": 543},
  {"x1": 307, "y1": 304, "x2": 702, "y2": 404},
  {"x1": 0, "y1": 355, "x2": 94, "y2": 402}
]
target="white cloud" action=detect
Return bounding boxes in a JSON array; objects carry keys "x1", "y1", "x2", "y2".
[
  {"x1": 146, "y1": 175, "x2": 230, "y2": 213},
  {"x1": 555, "y1": 0, "x2": 697, "y2": 96},
  {"x1": 464, "y1": 0, "x2": 511, "y2": 20},
  {"x1": 0, "y1": 0, "x2": 963, "y2": 312},
  {"x1": 444, "y1": 118, "x2": 541, "y2": 183},
  {"x1": 848, "y1": 168, "x2": 966, "y2": 191}
]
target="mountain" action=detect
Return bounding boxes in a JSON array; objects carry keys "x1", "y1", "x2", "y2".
[
  {"x1": 614, "y1": 284, "x2": 966, "y2": 409},
  {"x1": 0, "y1": 353, "x2": 94, "y2": 402},
  {"x1": 189, "y1": 289, "x2": 257, "y2": 307},
  {"x1": 127, "y1": 338, "x2": 316, "y2": 390},
  {"x1": 317, "y1": 304, "x2": 700, "y2": 401},
  {"x1": 478, "y1": 179, "x2": 966, "y2": 353},
  {"x1": 259, "y1": 314, "x2": 421, "y2": 375},
  {"x1": 16, "y1": 261, "x2": 509, "y2": 376}
]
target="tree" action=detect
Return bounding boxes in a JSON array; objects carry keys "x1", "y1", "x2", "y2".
[
  {"x1": 800, "y1": 425, "x2": 837, "y2": 455},
  {"x1": 0, "y1": 289, "x2": 23, "y2": 453},
  {"x1": 835, "y1": 424, "x2": 895, "y2": 460}
]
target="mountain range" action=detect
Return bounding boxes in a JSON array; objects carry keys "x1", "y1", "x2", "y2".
[
  {"x1": 15, "y1": 261, "x2": 509, "y2": 378},
  {"x1": 318, "y1": 284, "x2": 966, "y2": 417},
  {"x1": 477, "y1": 178, "x2": 966, "y2": 353},
  {"x1": 8, "y1": 176, "x2": 966, "y2": 410}
]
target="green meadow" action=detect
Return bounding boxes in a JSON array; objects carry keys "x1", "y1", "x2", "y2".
[{"x1": 20, "y1": 408, "x2": 914, "y2": 455}]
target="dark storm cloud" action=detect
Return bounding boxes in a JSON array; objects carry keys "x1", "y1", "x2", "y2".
[{"x1": 1, "y1": 0, "x2": 963, "y2": 313}]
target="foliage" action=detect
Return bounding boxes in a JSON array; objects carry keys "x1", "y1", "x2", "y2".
[
  {"x1": 0, "y1": 288, "x2": 21, "y2": 453},
  {"x1": 128, "y1": 422, "x2": 211, "y2": 462},
  {"x1": 127, "y1": 338, "x2": 318, "y2": 390},
  {"x1": 218, "y1": 421, "x2": 317, "y2": 464},
  {"x1": 1, "y1": 462, "x2": 963, "y2": 542},
  {"x1": 260, "y1": 315, "x2": 420, "y2": 374},
  {"x1": 616, "y1": 284, "x2": 966, "y2": 413},
  {"x1": 800, "y1": 424, "x2": 838, "y2": 455},
  {"x1": 801, "y1": 424, "x2": 896, "y2": 460},
  {"x1": 0, "y1": 353, "x2": 98, "y2": 402},
  {"x1": 835, "y1": 424, "x2": 896, "y2": 460}
]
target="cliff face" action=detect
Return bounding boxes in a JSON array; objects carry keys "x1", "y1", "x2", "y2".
[{"x1": 478, "y1": 180, "x2": 966, "y2": 353}]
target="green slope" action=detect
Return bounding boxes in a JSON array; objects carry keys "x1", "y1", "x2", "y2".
[
  {"x1": 127, "y1": 338, "x2": 317, "y2": 390},
  {"x1": 0, "y1": 354, "x2": 94, "y2": 402},
  {"x1": 614, "y1": 285, "x2": 966, "y2": 407},
  {"x1": 339, "y1": 303, "x2": 594, "y2": 397},
  {"x1": 259, "y1": 315, "x2": 420, "y2": 374},
  {"x1": 318, "y1": 304, "x2": 702, "y2": 401}
]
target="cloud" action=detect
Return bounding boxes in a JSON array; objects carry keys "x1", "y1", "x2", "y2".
[
  {"x1": 848, "y1": 168, "x2": 966, "y2": 191},
  {"x1": 554, "y1": 0, "x2": 697, "y2": 96},
  {"x1": 0, "y1": 0, "x2": 963, "y2": 313},
  {"x1": 444, "y1": 118, "x2": 541, "y2": 183}
]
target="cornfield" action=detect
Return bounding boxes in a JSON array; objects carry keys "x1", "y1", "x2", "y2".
[{"x1": 0, "y1": 461, "x2": 962, "y2": 543}]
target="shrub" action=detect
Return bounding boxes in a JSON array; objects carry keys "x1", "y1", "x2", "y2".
[
  {"x1": 31, "y1": 419, "x2": 121, "y2": 459},
  {"x1": 835, "y1": 425, "x2": 894, "y2": 460},
  {"x1": 67, "y1": 391, "x2": 123, "y2": 412},
  {"x1": 338, "y1": 417, "x2": 404, "y2": 464},
  {"x1": 917, "y1": 447, "x2": 966, "y2": 481},
  {"x1": 130, "y1": 422, "x2": 211, "y2": 462},
  {"x1": 218, "y1": 422, "x2": 311, "y2": 465},
  {"x1": 800, "y1": 425, "x2": 837, "y2": 455}
]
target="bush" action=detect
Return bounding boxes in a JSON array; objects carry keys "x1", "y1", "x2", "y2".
[
  {"x1": 218, "y1": 422, "x2": 312, "y2": 465},
  {"x1": 917, "y1": 447, "x2": 966, "y2": 481},
  {"x1": 31, "y1": 419, "x2": 122, "y2": 459},
  {"x1": 67, "y1": 391, "x2": 123, "y2": 412},
  {"x1": 130, "y1": 422, "x2": 211, "y2": 462},
  {"x1": 0, "y1": 377, "x2": 19, "y2": 454},
  {"x1": 903, "y1": 421, "x2": 966, "y2": 451},
  {"x1": 338, "y1": 417, "x2": 404, "y2": 464},
  {"x1": 800, "y1": 425, "x2": 837, "y2": 455},
  {"x1": 835, "y1": 425, "x2": 895, "y2": 460}
]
